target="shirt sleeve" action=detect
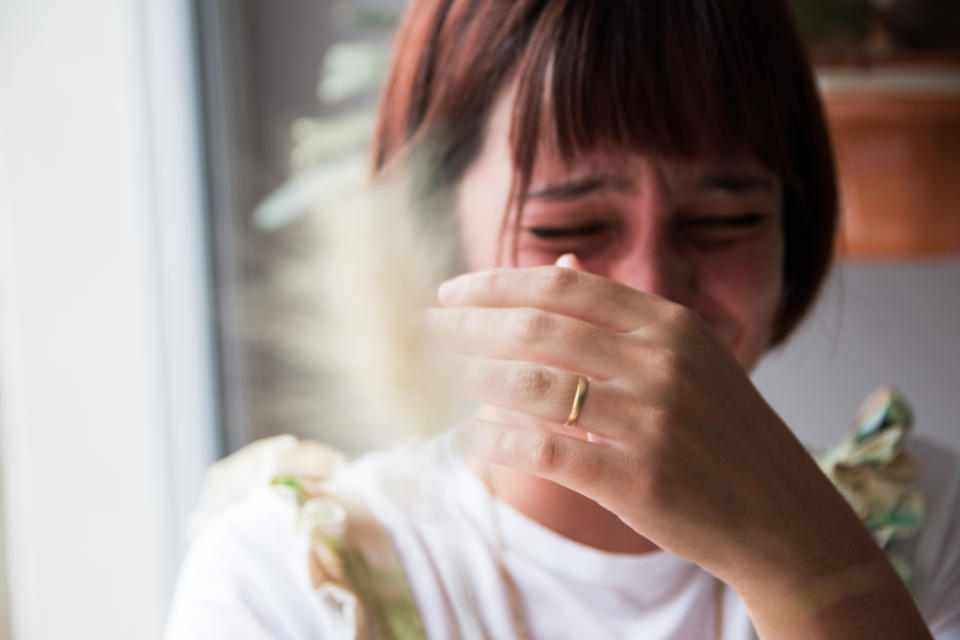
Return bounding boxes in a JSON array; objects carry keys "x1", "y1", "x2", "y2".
[{"x1": 163, "y1": 488, "x2": 330, "y2": 640}]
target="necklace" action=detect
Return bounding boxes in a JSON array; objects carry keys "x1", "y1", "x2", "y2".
[{"x1": 479, "y1": 464, "x2": 725, "y2": 640}]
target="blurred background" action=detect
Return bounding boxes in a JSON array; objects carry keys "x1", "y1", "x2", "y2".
[{"x1": 0, "y1": 0, "x2": 958, "y2": 638}]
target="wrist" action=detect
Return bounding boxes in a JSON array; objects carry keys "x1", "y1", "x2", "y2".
[
  {"x1": 740, "y1": 559, "x2": 895, "y2": 636},
  {"x1": 715, "y1": 478, "x2": 922, "y2": 633},
  {"x1": 727, "y1": 538, "x2": 929, "y2": 639}
]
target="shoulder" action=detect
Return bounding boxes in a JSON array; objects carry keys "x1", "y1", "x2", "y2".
[
  {"x1": 164, "y1": 435, "x2": 363, "y2": 640},
  {"x1": 165, "y1": 435, "x2": 456, "y2": 640},
  {"x1": 903, "y1": 437, "x2": 960, "y2": 636},
  {"x1": 165, "y1": 487, "x2": 324, "y2": 639}
]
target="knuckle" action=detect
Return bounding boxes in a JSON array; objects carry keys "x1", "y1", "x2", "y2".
[
  {"x1": 529, "y1": 434, "x2": 564, "y2": 473},
  {"x1": 512, "y1": 365, "x2": 552, "y2": 399},
  {"x1": 648, "y1": 347, "x2": 689, "y2": 381},
  {"x1": 490, "y1": 427, "x2": 517, "y2": 462},
  {"x1": 663, "y1": 303, "x2": 704, "y2": 336},
  {"x1": 507, "y1": 309, "x2": 551, "y2": 343},
  {"x1": 660, "y1": 302, "x2": 690, "y2": 327},
  {"x1": 538, "y1": 266, "x2": 579, "y2": 297}
]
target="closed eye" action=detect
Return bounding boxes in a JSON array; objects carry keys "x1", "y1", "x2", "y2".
[
  {"x1": 684, "y1": 213, "x2": 766, "y2": 228},
  {"x1": 525, "y1": 222, "x2": 610, "y2": 238},
  {"x1": 681, "y1": 213, "x2": 770, "y2": 247}
]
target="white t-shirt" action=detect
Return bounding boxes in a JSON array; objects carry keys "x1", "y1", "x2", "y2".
[{"x1": 165, "y1": 433, "x2": 960, "y2": 639}]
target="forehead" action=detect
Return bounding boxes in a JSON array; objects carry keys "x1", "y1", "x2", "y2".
[{"x1": 529, "y1": 149, "x2": 778, "y2": 187}]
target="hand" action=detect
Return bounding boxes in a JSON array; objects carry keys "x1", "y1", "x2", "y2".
[{"x1": 424, "y1": 257, "x2": 928, "y2": 638}]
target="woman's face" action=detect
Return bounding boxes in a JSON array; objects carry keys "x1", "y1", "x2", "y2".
[{"x1": 456, "y1": 86, "x2": 784, "y2": 371}]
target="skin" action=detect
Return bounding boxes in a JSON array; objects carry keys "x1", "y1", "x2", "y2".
[{"x1": 422, "y1": 83, "x2": 931, "y2": 638}]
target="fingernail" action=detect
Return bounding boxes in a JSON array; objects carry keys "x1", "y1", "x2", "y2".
[
  {"x1": 438, "y1": 275, "x2": 467, "y2": 305},
  {"x1": 556, "y1": 253, "x2": 578, "y2": 269}
]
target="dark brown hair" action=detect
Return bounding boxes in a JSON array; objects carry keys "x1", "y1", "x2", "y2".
[{"x1": 372, "y1": 0, "x2": 837, "y2": 345}]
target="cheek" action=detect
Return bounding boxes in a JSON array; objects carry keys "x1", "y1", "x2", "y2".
[
  {"x1": 457, "y1": 207, "x2": 498, "y2": 271},
  {"x1": 456, "y1": 170, "x2": 514, "y2": 272},
  {"x1": 703, "y1": 236, "x2": 783, "y2": 304},
  {"x1": 456, "y1": 197, "x2": 503, "y2": 272},
  {"x1": 691, "y1": 231, "x2": 784, "y2": 366}
]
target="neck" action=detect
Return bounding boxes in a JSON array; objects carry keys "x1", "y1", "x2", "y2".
[
  {"x1": 473, "y1": 460, "x2": 660, "y2": 555},
  {"x1": 469, "y1": 405, "x2": 660, "y2": 554}
]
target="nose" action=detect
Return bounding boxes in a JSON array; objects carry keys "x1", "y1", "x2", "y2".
[{"x1": 608, "y1": 231, "x2": 696, "y2": 306}]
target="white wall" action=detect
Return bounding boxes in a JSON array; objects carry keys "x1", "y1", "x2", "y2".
[
  {"x1": 0, "y1": 1, "x2": 217, "y2": 638},
  {"x1": 754, "y1": 258, "x2": 960, "y2": 453}
]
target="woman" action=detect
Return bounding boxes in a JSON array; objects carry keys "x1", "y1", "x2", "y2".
[{"x1": 166, "y1": 1, "x2": 959, "y2": 638}]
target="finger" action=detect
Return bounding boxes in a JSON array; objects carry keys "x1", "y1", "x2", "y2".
[
  {"x1": 422, "y1": 306, "x2": 626, "y2": 380},
  {"x1": 437, "y1": 264, "x2": 680, "y2": 333},
  {"x1": 439, "y1": 353, "x2": 627, "y2": 438},
  {"x1": 455, "y1": 417, "x2": 619, "y2": 494}
]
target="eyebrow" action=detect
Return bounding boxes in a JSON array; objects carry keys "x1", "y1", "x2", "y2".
[
  {"x1": 527, "y1": 175, "x2": 637, "y2": 201},
  {"x1": 696, "y1": 172, "x2": 775, "y2": 194}
]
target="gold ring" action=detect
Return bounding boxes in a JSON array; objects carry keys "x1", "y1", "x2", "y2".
[{"x1": 565, "y1": 376, "x2": 589, "y2": 427}]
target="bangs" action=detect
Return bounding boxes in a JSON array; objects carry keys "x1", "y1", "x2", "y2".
[{"x1": 508, "y1": 0, "x2": 795, "y2": 208}]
